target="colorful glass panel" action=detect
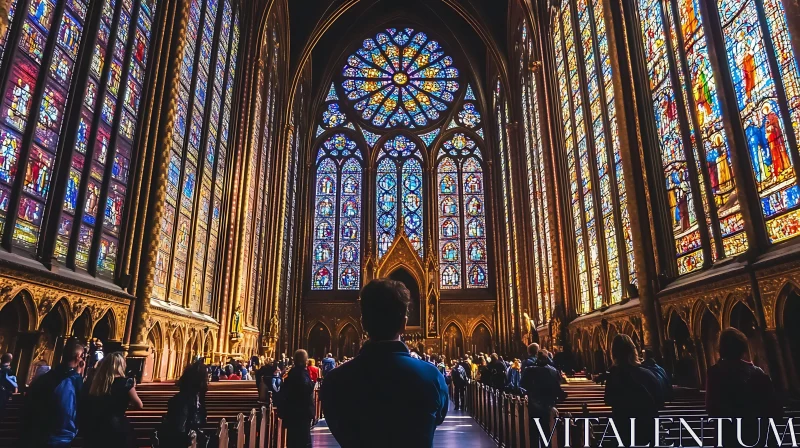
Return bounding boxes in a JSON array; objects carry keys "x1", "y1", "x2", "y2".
[
  {"x1": 438, "y1": 157, "x2": 460, "y2": 289},
  {"x1": 342, "y1": 28, "x2": 459, "y2": 129},
  {"x1": 672, "y1": 0, "x2": 746, "y2": 256},
  {"x1": 639, "y1": 0, "x2": 706, "y2": 274},
  {"x1": 338, "y1": 158, "x2": 361, "y2": 290},
  {"x1": 718, "y1": 0, "x2": 800, "y2": 243},
  {"x1": 376, "y1": 157, "x2": 397, "y2": 259},
  {"x1": 555, "y1": 5, "x2": 592, "y2": 313}
]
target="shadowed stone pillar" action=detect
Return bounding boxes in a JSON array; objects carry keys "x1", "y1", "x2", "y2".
[{"x1": 129, "y1": 0, "x2": 189, "y2": 357}]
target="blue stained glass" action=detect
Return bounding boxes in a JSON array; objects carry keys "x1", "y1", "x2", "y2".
[
  {"x1": 376, "y1": 157, "x2": 397, "y2": 259},
  {"x1": 419, "y1": 129, "x2": 440, "y2": 146},
  {"x1": 361, "y1": 128, "x2": 380, "y2": 147},
  {"x1": 322, "y1": 103, "x2": 346, "y2": 128},
  {"x1": 342, "y1": 28, "x2": 460, "y2": 129},
  {"x1": 338, "y1": 158, "x2": 362, "y2": 289},
  {"x1": 326, "y1": 83, "x2": 339, "y2": 101},
  {"x1": 402, "y1": 158, "x2": 424, "y2": 256},
  {"x1": 465, "y1": 84, "x2": 476, "y2": 100},
  {"x1": 457, "y1": 103, "x2": 481, "y2": 128}
]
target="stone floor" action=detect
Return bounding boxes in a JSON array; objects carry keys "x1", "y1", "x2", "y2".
[{"x1": 310, "y1": 402, "x2": 498, "y2": 447}]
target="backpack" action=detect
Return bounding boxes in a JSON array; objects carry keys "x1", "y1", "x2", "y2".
[
  {"x1": 0, "y1": 367, "x2": 17, "y2": 394},
  {"x1": 451, "y1": 365, "x2": 466, "y2": 384}
]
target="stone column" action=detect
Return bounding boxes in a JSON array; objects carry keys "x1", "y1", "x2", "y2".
[
  {"x1": 763, "y1": 328, "x2": 789, "y2": 392},
  {"x1": 129, "y1": 0, "x2": 189, "y2": 357},
  {"x1": 693, "y1": 337, "x2": 707, "y2": 389},
  {"x1": 604, "y1": 0, "x2": 662, "y2": 354}
]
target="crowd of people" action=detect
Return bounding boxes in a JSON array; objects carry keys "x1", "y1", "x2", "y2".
[{"x1": 0, "y1": 277, "x2": 787, "y2": 447}]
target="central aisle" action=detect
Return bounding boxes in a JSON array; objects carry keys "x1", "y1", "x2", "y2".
[{"x1": 310, "y1": 403, "x2": 498, "y2": 447}]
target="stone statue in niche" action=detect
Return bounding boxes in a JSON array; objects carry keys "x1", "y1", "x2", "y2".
[
  {"x1": 230, "y1": 306, "x2": 243, "y2": 341},
  {"x1": 428, "y1": 297, "x2": 436, "y2": 335}
]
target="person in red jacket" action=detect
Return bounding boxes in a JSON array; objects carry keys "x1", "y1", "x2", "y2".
[{"x1": 307, "y1": 359, "x2": 320, "y2": 383}]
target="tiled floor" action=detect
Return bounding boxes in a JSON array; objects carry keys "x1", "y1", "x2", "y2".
[{"x1": 310, "y1": 403, "x2": 498, "y2": 447}]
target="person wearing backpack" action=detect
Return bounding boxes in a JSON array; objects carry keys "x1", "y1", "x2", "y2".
[
  {"x1": 604, "y1": 334, "x2": 663, "y2": 447},
  {"x1": 450, "y1": 361, "x2": 467, "y2": 410},
  {"x1": 521, "y1": 346, "x2": 567, "y2": 432},
  {"x1": 642, "y1": 349, "x2": 672, "y2": 403},
  {"x1": 23, "y1": 342, "x2": 86, "y2": 447},
  {"x1": 487, "y1": 353, "x2": 506, "y2": 390},
  {"x1": 0, "y1": 353, "x2": 17, "y2": 412},
  {"x1": 321, "y1": 353, "x2": 336, "y2": 378}
]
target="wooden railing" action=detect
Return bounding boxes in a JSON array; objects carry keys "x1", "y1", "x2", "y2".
[
  {"x1": 465, "y1": 381, "x2": 533, "y2": 448},
  {"x1": 212, "y1": 383, "x2": 322, "y2": 448}
]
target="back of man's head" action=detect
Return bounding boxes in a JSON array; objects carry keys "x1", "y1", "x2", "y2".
[
  {"x1": 527, "y1": 343, "x2": 540, "y2": 358},
  {"x1": 1, "y1": 353, "x2": 11, "y2": 364},
  {"x1": 326, "y1": 353, "x2": 332, "y2": 359},
  {"x1": 294, "y1": 349, "x2": 309, "y2": 368},
  {"x1": 62, "y1": 341, "x2": 85, "y2": 367},
  {"x1": 360, "y1": 278, "x2": 409, "y2": 341},
  {"x1": 719, "y1": 327, "x2": 749, "y2": 361}
]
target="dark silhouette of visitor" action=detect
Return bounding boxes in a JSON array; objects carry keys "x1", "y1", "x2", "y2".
[
  {"x1": 706, "y1": 327, "x2": 782, "y2": 447},
  {"x1": 321, "y1": 278, "x2": 449, "y2": 447},
  {"x1": 603, "y1": 334, "x2": 662, "y2": 447},
  {"x1": 23, "y1": 341, "x2": 86, "y2": 447},
  {"x1": 277, "y1": 349, "x2": 316, "y2": 448}
]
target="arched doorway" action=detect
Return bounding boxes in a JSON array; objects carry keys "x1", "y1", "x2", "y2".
[
  {"x1": 442, "y1": 323, "x2": 463, "y2": 361},
  {"x1": 72, "y1": 308, "x2": 91, "y2": 343},
  {"x1": 307, "y1": 323, "x2": 331, "y2": 360},
  {"x1": 144, "y1": 324, "x2": 162, "y2": 382},
  {"x1": 667, "y1": 311, "x2": 695, "y2": 387},
  {"x1": 700, "y1": 308, "x2": 721, "y2": 386},
  {"x1": 389, "y1": 268, "x2": 420, "y2": 327},
  {"x1": 338, "y1": 324, "x2": 360, "y2": 359},
  {"x1": 31, "y1": 302, "x2": 68, "y2": 383},
  {"x1": 592, "y1": 330, "x2": 606, "y2": 373},
  {"x1": 0, "y1": 294, "x2": 29, "y2": 360},
  {"x1": 730, "y1": 302, "x2": 766, "y2": 370},
  {"x1": 605, "y1": 326, "x2": 619, "y2": 367},
  {"x1": 92, "y1": 310, "x2": 114, "y2": 344},
  {"x1": 203, "y1": 332, "x2": 215, "y2": 362},
  {"x1": 471, "y1": 323, "x2": 492, "y2": 354},
  {"x1": 781, "y1": 291, "x2": 800, "y2": 391}
]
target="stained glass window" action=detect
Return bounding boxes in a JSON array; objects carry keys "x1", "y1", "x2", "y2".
[
  {"x1": 668, "y1": 0, "x2": 747, "y2": 259},
  {"x1": 634, "y1": 0, "x2": 800, "y2": 274},
  {"x1": 717, "y1": 0, "x2": 800, "y2": 243},
  {"x1": 638, "y1": 0, "x2": 705, "y2": 274},
  {"x1": 311, "y1": 133, "x2": 363, "y2": 290},
  {"x1": 0, "y1": 0, "x2": 159, "y2": 280},
  {"x1": 153, "y1": 0, "x2": 239, "y2": 306},
  {"x1": 554, "y1": 0, "x2": 635, "y2": 314},
  {"x1": 241, "y1": 21, "x2": 280, "y2": 324},
  {"x1": 341, "y1": 28, "x2": 460, "y2": 129},
  {"x1": 436, "y1": 133, "x2": 488, "y2": 289},
  {"x1": 375, "y1": 135, "x2": 424, "y2": 259},
  {"x1": 518, "y1": 23, "x2": 554, "y2": 324}
]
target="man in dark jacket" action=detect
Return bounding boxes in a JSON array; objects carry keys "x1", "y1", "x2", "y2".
[
  {"x1": 277, "y1": 350, "x2": 315, "y2": 448},
  {"x1": 321, "y1": 279, "x2": 449, "y2": 447},
  {"x1": 458, "y1": 355, "x2": 472, "y2": 381},
  {"x1": 706, "y1": 328, "x2": 782, "y2": 447},
  {"x1": 451, "y1": 362, "x2": 467, "y2": 410},
  {"x1": 642, "y1": 349, "x2": 672, "y2": 403},
  {"x1": 487, "y1": 353, "x2": 507, "y2": 390},
  {"x1": 521, "y1": 343, "x2": 539, "y2": 370},
  {"x1": 520, "y1": 344, "x2": 567, "y2": 425},
  {"x1": 24, "y1": 342, "x2": 85, "y2": 447}
]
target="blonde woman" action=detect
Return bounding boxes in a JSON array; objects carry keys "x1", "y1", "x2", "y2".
[{"x1": 80, "y1": 352, "x2": 143, "y2": 448}]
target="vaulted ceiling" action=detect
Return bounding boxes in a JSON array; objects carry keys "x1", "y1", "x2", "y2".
[{"x1": 283, "y1": 0, "x2": 512, "y2": 105}]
